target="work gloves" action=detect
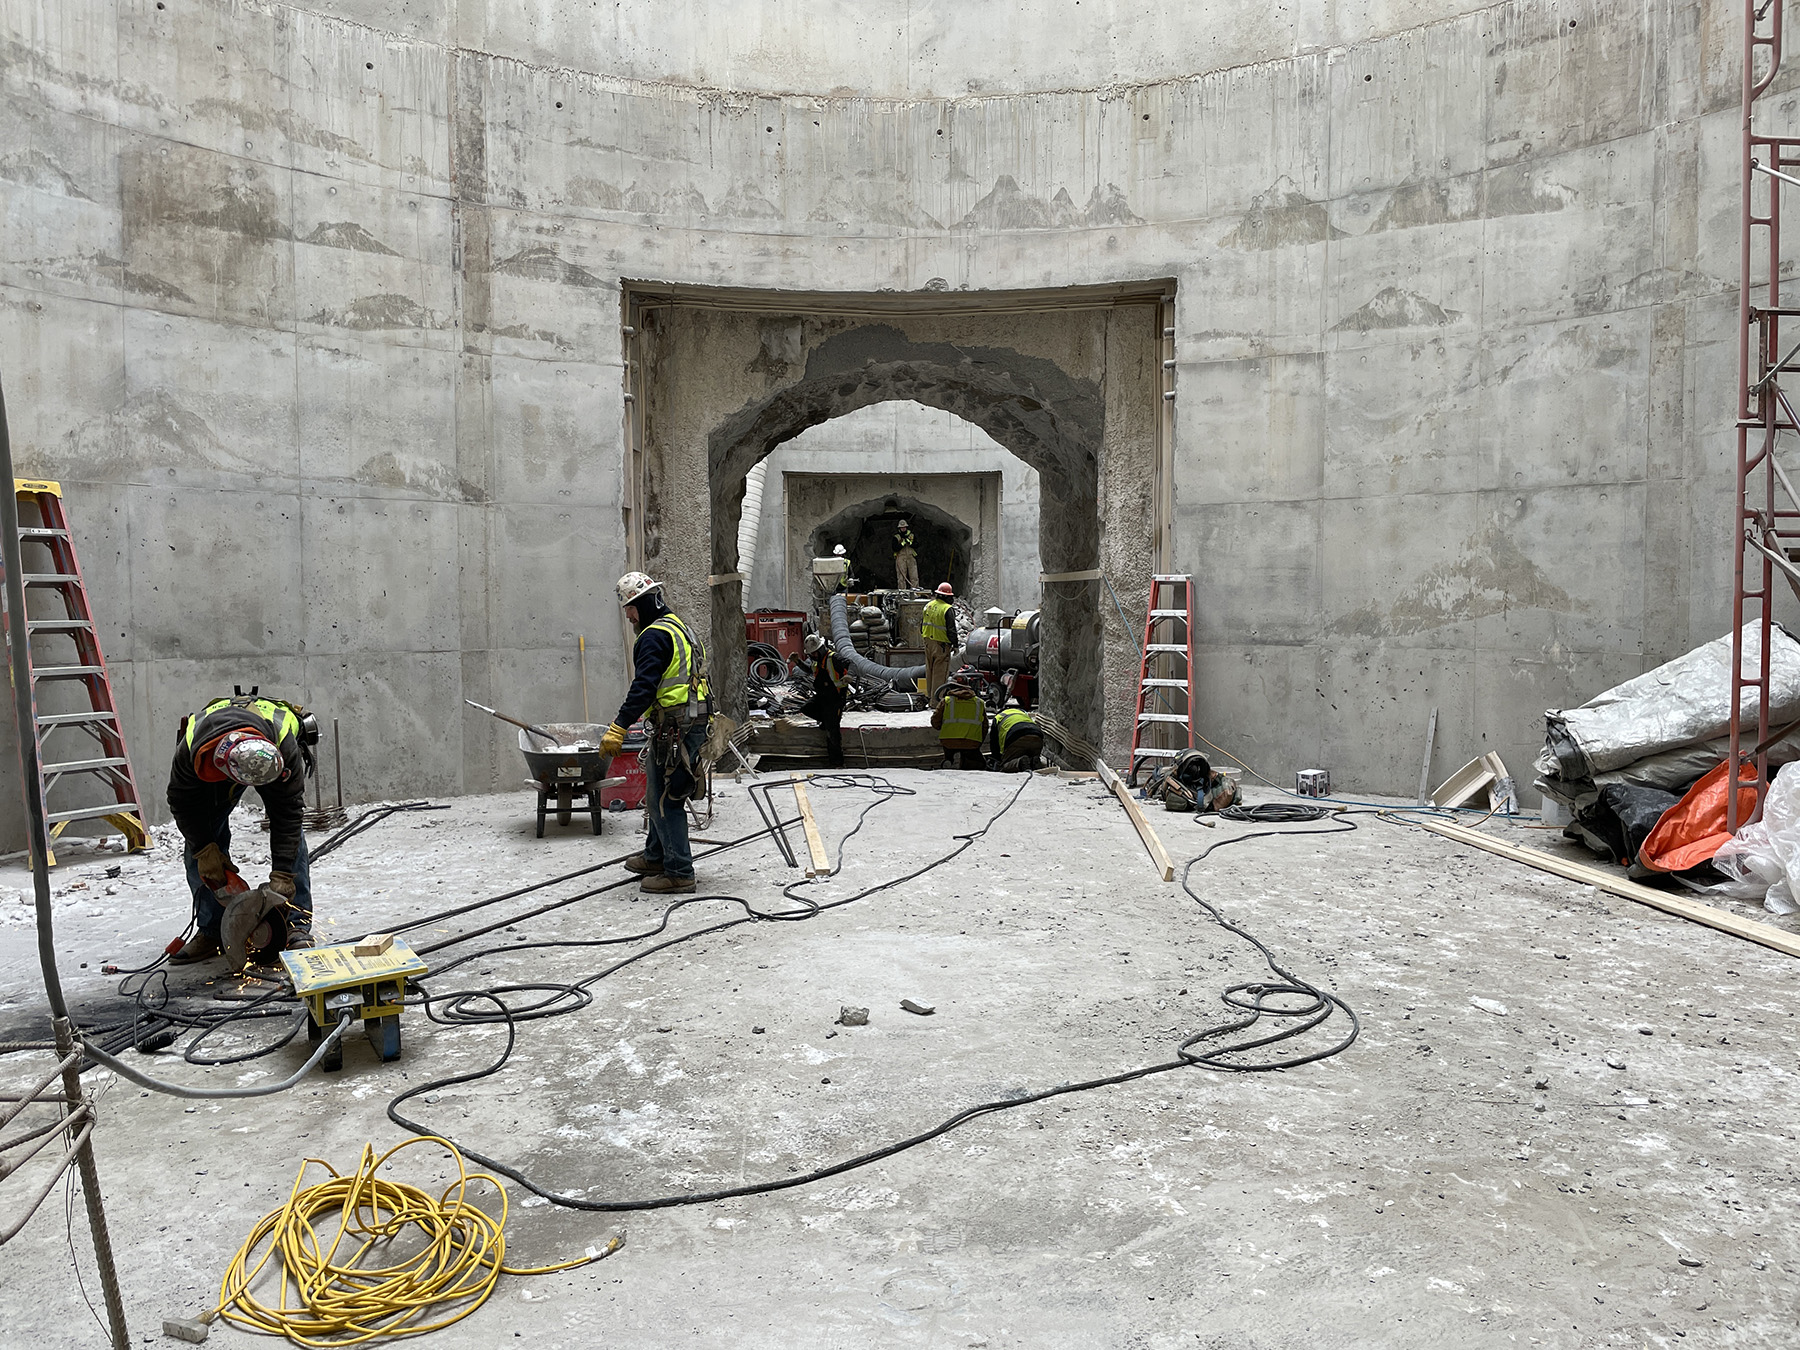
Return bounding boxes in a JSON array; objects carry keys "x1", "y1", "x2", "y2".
[
  {"x1": 195, "y1": 842, "x2": 230, "y2": 889},
  {"x1": 599, "y1": 722, "x2": 628, "y2": 758},
  {"x1": 266, "y1": 871, "x2": 297, "y2": 901}
]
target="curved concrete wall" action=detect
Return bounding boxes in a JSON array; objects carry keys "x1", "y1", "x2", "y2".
[{"x1": 0, "y1": 0, "x2": 1758, "y2": 836}]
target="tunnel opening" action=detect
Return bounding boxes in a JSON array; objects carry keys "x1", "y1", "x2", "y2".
[{"x1": 804, "y1": 492, "x2": 978, "y2": 597}]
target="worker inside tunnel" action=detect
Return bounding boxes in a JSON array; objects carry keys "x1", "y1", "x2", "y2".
[{"x1": 806, "y1": 495, "x2": 973, "y2": 598}]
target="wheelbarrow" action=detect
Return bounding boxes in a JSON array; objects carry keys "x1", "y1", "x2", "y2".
[{"x1": 518, "y1": 722, "x2": 626, "y2": 837}]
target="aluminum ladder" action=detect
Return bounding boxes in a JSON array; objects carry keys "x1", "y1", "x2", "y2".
[
  {"x1": 1127, "y1": 574, "x2": 1194, "y2": 785},
  {"x1": 0, "y1": 479, "x2": 147, "y2": 864}
]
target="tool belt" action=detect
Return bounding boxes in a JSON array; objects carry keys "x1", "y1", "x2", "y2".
[{"x1": 651, "y1": 716, "x2": 712, "y2": 804}]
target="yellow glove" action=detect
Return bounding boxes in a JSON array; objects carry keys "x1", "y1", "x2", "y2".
[{"x1": 599, "y1": 722, "x2": 628, "y2": 759}]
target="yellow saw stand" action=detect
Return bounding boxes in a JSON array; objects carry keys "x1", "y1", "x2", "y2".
[{"x1": 280, "y1": 937, "x2": 427, "y2": 1072}]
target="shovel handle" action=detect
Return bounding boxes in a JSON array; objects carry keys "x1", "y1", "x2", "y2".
[{"x1": 464, "y1": 699, "x2": 557, "y2": 744}]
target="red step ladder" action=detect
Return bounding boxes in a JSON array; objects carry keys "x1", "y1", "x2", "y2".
[
  {"x1": 0, "y1": 479, "x2": 147, "y2": 864},
  {"x1": 1127, "y1": 574, "x2": 1194, "y2": 785}
]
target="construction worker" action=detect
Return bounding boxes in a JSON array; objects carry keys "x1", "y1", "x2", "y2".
[
  {"x1": 799, "y1": 632, "x2": 850, "y2": 768},
  {"x1": 921, "y1": 580, "x2": 960, "y2": 697},
  {"x1": 167, "y1": 693, "x2": 314, "y2": 965},
  {"x1": 931, "y1": 671, "x2": 989, "y2": 770},
  {"x1": 601, "y1": 573, "x2": 711, "y2": 894},
  {"x1": 893, "y1": 518, "x2": 919, "y2": 590},
  {"x1": 989, "y1": 702, "x2": 1044, "y2": 772}
]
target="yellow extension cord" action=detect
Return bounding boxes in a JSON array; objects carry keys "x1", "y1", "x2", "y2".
[{"x1": 210, "y1": 1135, "x2": 622, "y2": 1346}]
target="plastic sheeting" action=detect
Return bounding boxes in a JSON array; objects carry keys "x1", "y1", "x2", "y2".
[
  {"x1": 829, "y1": 593, "x2": 925, "y2": 689},
  {"x1": 1536, "y1": 623, "x2": 1800, "y2": 808}
]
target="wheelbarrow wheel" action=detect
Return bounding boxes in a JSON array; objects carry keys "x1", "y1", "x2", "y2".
[
  {"x1": 556, "y1": 786, "x2": 573, "y2": 827},
  {"x1": 535, "y1": 789, "x2": 547, "y2": 839}
]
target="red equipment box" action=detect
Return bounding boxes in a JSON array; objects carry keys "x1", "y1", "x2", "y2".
[{"x1": 746, "y1": 609, "x2": 808, "y2": 660}]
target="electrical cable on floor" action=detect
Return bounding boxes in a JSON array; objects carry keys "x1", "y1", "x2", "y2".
[
  {"x1": 383, "y1": 773, "x2": 1360, "y2": 1213},
  {"x1": 208, "y1": 1135, "x2": 620, "y2": 1347},
  {"x1": 79, "y1": 1011, "x2": 353, "y2": 1099}
]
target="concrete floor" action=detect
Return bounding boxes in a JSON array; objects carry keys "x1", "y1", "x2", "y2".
[{"x1": 2, "y1": 772, "x2": 1798, "y2": 1348}]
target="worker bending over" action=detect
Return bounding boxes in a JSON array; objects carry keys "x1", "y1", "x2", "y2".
[
  {"x1": 893, "y1": 518, "x2": 919, "y2": 591},
  {"x1": 989, "y1": 703, "x2": 1044, "y2": 772},
  {"x1": 799, "y1": 632, "x2": 850, "y2": 769},
  {"x1": 601, "y1": 573, "x2": 712, "y2": 894},
  {"x1": 921, "y1": 581, "x2": 961, "y2": 696},
  {"x1": 931, "y1": 672, "x2": 989, "y2": 770},
  {"x1": 168, "y1": 693, "x2": 314, "y2": 966}
]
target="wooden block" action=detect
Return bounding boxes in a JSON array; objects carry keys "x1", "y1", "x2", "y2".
[
  {"x1": 1406, "y1": 816, "x2": 1800, "y2": 960},
  {"x1": 791, "y1": 775, "x2": 832, "y2": 878},
  {"x1": 353, "y1": 932, "x2": 394, "y2": 958}
]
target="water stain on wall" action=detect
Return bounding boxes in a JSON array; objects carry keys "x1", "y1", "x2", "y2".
[
  {"x1": 302, "y1": 222, "x2": 400, "y2": 255},
  {"x1": 1333, "y1": 287, "x2": 1461, "y2": 332},
  {"x1": 1332, "y1": 523, "x2": 1577, "y2": 637},
  {"x1": 1221, "y1": 178, "x2": 1347, "y2": 250}
]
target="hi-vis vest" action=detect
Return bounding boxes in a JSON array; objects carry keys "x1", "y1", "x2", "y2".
[
  {"x1": 649, "y1": 615, "x2": 709, "y2": 720},
  {"x1": 894, "y1": 529, "x2": 915, "y2": 553},
  {"x1": 938, "y1": 692, "x2": 985, "y2": 744},
  {"x1": 922, "y1": 598, "x2": 951, "y2": 644},
  {"x1": 185, "y1": 696, "x2": 298, "y2": 752},
  {"x1": 822, "y1": 652, "x2": 848, "y2": 691},
  {"x1": 994, "y1": 708, "x2": 1037, "y2": 754}
]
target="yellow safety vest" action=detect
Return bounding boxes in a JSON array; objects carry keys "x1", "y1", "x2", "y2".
[
  {"x1": 649, "y1": 615, "x2": 709, "y2": 719},
  {"x1": 185, "y1": 696, "x2": 298, "y2": 750},
  {"x1": 894, "y1": 530, "x2": 914, "y2": 553},
  {"x1": 938, "y1": 693, "x2": 984, "y2": 744},
  {"x1": 922, "y1": 598, "x2": 950, "y2": 644},
  {"x1": 994, "y1": 708, "x2": 1036, "y2": 754}
]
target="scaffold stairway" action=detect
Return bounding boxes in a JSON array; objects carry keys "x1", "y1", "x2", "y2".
[
  {"x1": 1127, "y1": 574, "x2": 1194, "y2": 785},
  {"x1": 0, "y1": 479, "x2": 147, "y2": 864}
]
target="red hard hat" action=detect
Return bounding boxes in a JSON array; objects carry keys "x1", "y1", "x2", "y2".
[{"x1": 936, "y1": 582, "x2": 954, "y2": 596}]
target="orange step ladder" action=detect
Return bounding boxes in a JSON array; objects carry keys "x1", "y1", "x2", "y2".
[
  {"x1": 1127, "y1": 574, "x2": 1194, "y2": 785},
  {"x1": 0, "y1": 479, "x2": 147, "y2": 864}
]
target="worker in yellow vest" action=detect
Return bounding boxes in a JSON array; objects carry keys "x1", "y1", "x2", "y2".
[
  {"x1": 893, "y1": 519, "x2": 919, "y2": 591},
  {"x1": 921, "y1": 580, "x2": 960, "y2": 697},
  {"x1": 989, "y1": 703, "x2": 1044, "y2": 773},
  {"x1": 798, "y1": 632, "x2": 851, "y2": 768},
  {"x1": 600, "y1": 573, "x2": 712, "y2": 893},
  {"x1": 931, "y1": 671, "x2": 989, "y2": 770}
]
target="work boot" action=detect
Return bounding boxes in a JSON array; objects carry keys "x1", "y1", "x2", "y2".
[
  {"x1": 623, "y1": 854, "x2": 664, "y2": 876},
  {"x1": 284, "y1": 926, "x2": 316, "y2": 951},
  {"x1": 169, "y1": 932, "x2": 220, "y2": 965},
  {"x1": 640, "y1": 873, "x2": 695, "y2": 894}
]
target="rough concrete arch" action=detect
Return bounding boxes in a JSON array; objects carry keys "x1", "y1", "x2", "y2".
[{"x1": 629, "y1": 285, "x2": 1168, "y2": 762}]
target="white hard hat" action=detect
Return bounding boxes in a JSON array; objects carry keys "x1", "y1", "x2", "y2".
[
  {"x1": 616, "y1": 571, "x2": 661, "y2": 606},
  {"x1": 897, "y1": 519, "x2": 909, "y2": 529},
  {"x1": 833, "y1": 544, "x2": 846, "y2": 556},
  {"x1": 803, "y1": 633, "x2": 825, "y2": 655},
  {"x1": 215, "y1": 731, "x2": 282, "y2": 786}
]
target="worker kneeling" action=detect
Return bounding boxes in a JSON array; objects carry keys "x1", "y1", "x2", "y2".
[
  {"x1": 602, "y1": 573, "x2": 712, "y2": 893},
  {"x1": 931, "y1": 671, "x2": 989, "y2": 770},
  {"x1": 168, "y1": 693, "x2": 315, "y2": 967},
  {"x1": 989, "y1": 703, "x2": 1043, "y2": 773}
]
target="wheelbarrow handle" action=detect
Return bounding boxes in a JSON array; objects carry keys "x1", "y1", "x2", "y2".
[{"x1": 464, "y1": 698, "x2": 558, "y2": 744}]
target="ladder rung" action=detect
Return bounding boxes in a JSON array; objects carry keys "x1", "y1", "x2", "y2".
[
  {"x1": 37, "y1": 711, "x2": 118, "y2": 726},
  {"x1": 33, "y1": 665, "x2": 104, "y2": 680},
  {"x1": 1140, "y1": 678, "x2": 1188, "y2": 688},
  {"x1": 43, "y1": 756, "x2": 131, "y2": 774},
  {"x1": 1146, "y1": 644, "x2": 1189, "y2": 654},
  {"x1": 1137, "y1": 713, "x2": 1190, "y2": 724},
  {"x1": 1130, "y1": 747, "x2": 1183, "y2": 759},
  {"x1": 1148, "y1": 610, "x2": 1189, "y2": 620},
  {"x1": 27, "y1": 618, "x2": 92, "y2": 632},
  {"x1": 1151, "y1": 575, "x2": 1191, "y2": 582},
  {"x1": 22, "y1": 573, "x2": 80, "y2": 585},
  {"x1": 45, "y1": 803, "x2": 141, "y2": 825},
  {"x1": 18, "y1": 527, "x2": 69, "y2": 539}
]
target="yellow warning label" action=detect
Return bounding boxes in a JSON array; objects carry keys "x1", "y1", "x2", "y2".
[{"x1": 281, "y1": 937, "x2": 428, "y2": 996}]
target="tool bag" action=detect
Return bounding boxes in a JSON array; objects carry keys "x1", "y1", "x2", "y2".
[{"x1": 1146, "y1": 749, "x2": 1240, "y2": 814}]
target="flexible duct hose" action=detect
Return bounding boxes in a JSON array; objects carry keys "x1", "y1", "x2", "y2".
[
  {"x1": 830, "y1": 593, "x2": 925, "y2": 688},
  {"x1": 737, "y1": 461, "x2": 768, "y2": 589}
]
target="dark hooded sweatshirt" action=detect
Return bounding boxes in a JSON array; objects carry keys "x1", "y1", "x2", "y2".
[{"x1": 166, "y1": 703, "x2": 307, "y2": 873}]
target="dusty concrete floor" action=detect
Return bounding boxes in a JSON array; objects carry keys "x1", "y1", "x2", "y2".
[{"x1": 2, "y1": 772, "x2": 1798, "y2": 1348}]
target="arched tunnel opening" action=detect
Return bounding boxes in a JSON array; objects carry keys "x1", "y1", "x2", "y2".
[{"x1": 807, "y1": 494, "x2": 974, "y2": 595}]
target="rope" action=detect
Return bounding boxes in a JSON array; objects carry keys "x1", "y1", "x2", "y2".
[{"x1": 210, "y1": 1135, "x2": 621, "y2": 1346}]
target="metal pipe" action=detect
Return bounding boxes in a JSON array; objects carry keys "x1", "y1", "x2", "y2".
[{"x1": 333, "y1": 717, "x2": 343, "y2": 810}]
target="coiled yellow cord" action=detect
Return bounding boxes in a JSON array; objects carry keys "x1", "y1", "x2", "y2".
[{"x1": 212, "y1": 1135, "x2": 621, "y2": 1346}]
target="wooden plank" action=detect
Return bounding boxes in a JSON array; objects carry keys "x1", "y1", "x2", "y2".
[
  {"x1": 1407, "y1": 816, "x2": 1800, "y2": 960},
  {"x1": 1096, "y1": 760, "x2": 1175, "y2": 882},
  {"x1": 1431, "y1": 755, "x2": 1496, "y2": 810},
  {"x1": 791, "y1": 775, "x2": 832, "y2": 878}
]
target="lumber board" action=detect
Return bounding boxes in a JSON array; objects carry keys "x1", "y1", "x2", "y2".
[
  {"x1": 790, "y1": 775, "x2": 832, "y2": 878},
  {"x1": 1096, "y1": 760, "x2": 1175, "y2": 882},
  {"x1": 1408, "y1": 816, "x2": 1800, "y2": 960}
]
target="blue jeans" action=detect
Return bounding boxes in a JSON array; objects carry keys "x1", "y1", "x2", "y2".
[
  {"x1": 643, "y1": 722, "x2": 708, "y2": 880},
  {"x1": 183, "y1": 793, "x2": 312, "y2": 941}
]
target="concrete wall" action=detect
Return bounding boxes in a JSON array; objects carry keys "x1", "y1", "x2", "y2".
[
  {"x1": 745, "y1": 402, "x2": 1040, "y2": 613},
  {"x1": 0, "y1": 0, "x2": 1773, "y2": 838}
]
